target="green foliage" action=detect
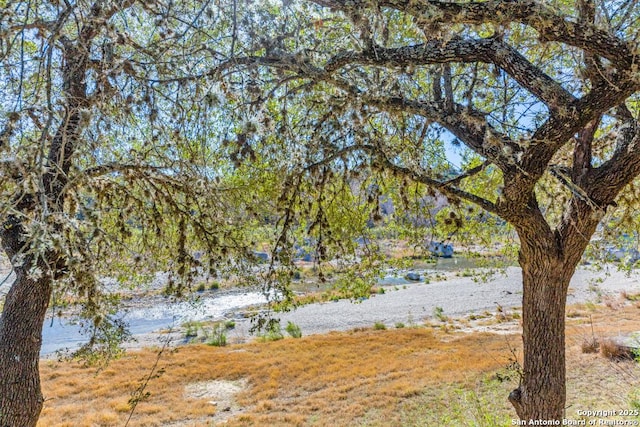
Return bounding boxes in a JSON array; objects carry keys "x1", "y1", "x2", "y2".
[
  {"x1": 68, "y1": 314, "x2": 131, "y2": 367},
  {"x1": 331, "y1": 267, "x2": 385, "y2": 302},
  {"x1": 259, "y1": 322, "x2": 284, "y2": 342},
  {"x1": 456, "y1": 269, "x2": 475, "y2": 278},
  {"x1": 183, "y1": 320, "x2": 232, "y2": 346},
  {"x1": 183, "y1": 321, "x2": 203, "y2": 339},
  {"x1": 433, "y1": 307, "x2": 448, "y2": 323},
  {"x1": 373, "y1": 321, "x2": 387, "y2": 330},
  {"x1": 285, "y1": 321, "x2": 302, "y2": 338},
  {"x1": 207, "y1": 324, "x2": 228, "y2": 347},
  {"x1": 225, "y1": 320, "x2": 236, "y2": 329}
]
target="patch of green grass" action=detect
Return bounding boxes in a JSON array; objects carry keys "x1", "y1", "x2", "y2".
[
  {"x1": 225, "y1": 320, "x2": 236, "y2": 329},
  {"x1": 183, "y1": 321, "x2": 204, "y2": 339},
  {"x1": 259, "y1": 323, "x2": 284, "y2": 342},
  {"x1": 456, "y1": 269, "x2": 475, "y2": 278},
  {"x1": 622, "y1": 291, "x2": 640, "y2": 301},
  {"x1": 398, "y1": 378, "x2": 513, "y2": 427},
  {"x1": 285, "y1": 321, "x2": 302, "y2": 338},
  {"x1": 207, "y1": 324, "x2": 227, "y2": 347},
  {"x1": 373, "y1": 321, "x2": 387, "y2": 330}
]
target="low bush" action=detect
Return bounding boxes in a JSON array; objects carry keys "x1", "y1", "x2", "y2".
[
  {"x1": 259, "y1": 323, "x2": 284, "y2": 342},
  {"x1": 433, "y1": 306, "x2": 448, "y2": 322},
  {"x1": 373, "y1": 321, "x2": 387, "y2": 330},
  {"x1": 285, "y1": 321, "x2": 302, "y2": 338},
  {"x1": 207, "y1": 324, "x2": 227, "y2": 347}
]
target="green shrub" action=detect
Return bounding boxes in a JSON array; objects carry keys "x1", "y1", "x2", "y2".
[
  {"x1": 196, "y1": 283, "x2": 206, "y2": 292},
  {"x1": 224, "y1": 320, "x2": 236, "y2": 329},
  {"x1": 373, "y1": 321, "x2": 387, "y2": 330},
  {"x1": 259, "y1": 323, "x2": 284, "y2": 342},
  {"x1": 209, "y1": 281, "x2": 220, "y2": 290},
  {"x1": 183, "y1": 321, "x2": 201, "y2": 339},
  {"x1": 285, "y1": 321, "x2": 302, "y2": 338},
  {"x1": 207, "y1": 324, "x2": 227, "y2": 347},
  {"x1": 395, "y1": 322, "x2": 405, "y2": 329}
]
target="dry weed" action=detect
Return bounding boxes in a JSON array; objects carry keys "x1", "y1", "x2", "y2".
[{"x1": 600, "y1": 339, "x2": 635, "y2": 360}]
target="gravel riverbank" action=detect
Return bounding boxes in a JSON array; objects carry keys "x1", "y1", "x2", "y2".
[{"x1": 126, "y1": 265, "x2": 640, "y2": 350}]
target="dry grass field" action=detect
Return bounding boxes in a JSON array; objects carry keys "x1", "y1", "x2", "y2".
[{"x1": 38, "y1": 300, "x2": 640, "y2": 427}]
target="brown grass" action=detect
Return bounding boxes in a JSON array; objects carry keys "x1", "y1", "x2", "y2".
[
  {"x1": 38, "y1": 303, "x2": 640, "y2": 426},
  {"x1": 39, "y1": 328, "x2": 513, "y2": 426},
  {"x1": 581, "y1": 337, "x2": 600, "y2": 353},
  {"x1": 600, "y1": 339, "x2": 635, "y2": 360}
]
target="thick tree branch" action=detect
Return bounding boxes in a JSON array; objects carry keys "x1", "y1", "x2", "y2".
[
  {"x1": 313, "y1": 0, "x2": 636, "y2": 69},
  {"x1": 515, "y1": 76, "x2": 640, "y2": 190},
  {"x1": 362, "y1": 95, "x2": 520, "y2": 172},
  {"x1": 442, "y1": 160, "x2": 491, "y2": 187},
  {"x1": 572, "y1": 118, "x2": 599, "y2": 185},
  {"x1": 586, "y1": 119, "x2": 640, "y2": 204},
  {"x1": 191, "y1": 53, "x2": 523, "y2": 174},
  {"x1": 326, "y1": 37, "x2": 575, "y2": 110},
  {"x1": 305, "y1": 143, "x2": 498, "y2": 214},
  {"x1": 42, "y1": 1, "x2": 139, "y2": 205},
  {"x1": 379, "y1": 156, "x2": 499, "y2": 215},
  {"x1": 80, "y1": 162, "x2": 169, "y2": 179}
]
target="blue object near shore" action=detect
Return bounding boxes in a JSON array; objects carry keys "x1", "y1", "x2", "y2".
[{"x1": 428, "y1": 241, "x2": 454, "y2": 258}]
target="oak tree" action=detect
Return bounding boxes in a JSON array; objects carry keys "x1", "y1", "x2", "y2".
[
  {"x1": 0, "y1": 1, "x2": 263, "y2": 425},
  {"x1": 209, "y1": 0, "x2": 640, "y2": 421},
  {"x1": 2, "y1": 0, "x2": 640, "y2": 424}
]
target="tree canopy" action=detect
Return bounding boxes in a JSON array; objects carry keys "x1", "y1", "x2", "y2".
[
  {"x1": 211, "y1": 0, "x2": 640, "y2": 419},
  {"x1": 1, "y1": 0, "x2": 640, "y2": 424}
]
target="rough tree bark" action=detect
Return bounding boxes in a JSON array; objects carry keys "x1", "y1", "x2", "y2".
[
  {"x1": 507, "y1": 198, "x2": 616, "y2": 420},
  {"x1": 0, "y1": 258, "x2": 52, "y2": 426},
  {"x1": 509, "y1": 235, "x2": 574, "y2": 420}
]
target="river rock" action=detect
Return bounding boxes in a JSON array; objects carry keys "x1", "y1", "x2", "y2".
[{"x1": 404, "y1": 272, "x2": 421, "y2": 281}]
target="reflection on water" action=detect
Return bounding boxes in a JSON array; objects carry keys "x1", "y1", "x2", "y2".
[{"x1": 41, "y1": 292, "x2": 268, "y2": 356}]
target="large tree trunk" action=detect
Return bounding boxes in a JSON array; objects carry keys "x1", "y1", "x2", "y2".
[
  {"x1": 509, "y1": 239, "x2": 579, "y2": 421},
  {"x1": 0, "y1": 214, "x2": 55, "y2": 426},
  {"x1": 0, "y1": 271, "x2": 52, "y2": 427}
]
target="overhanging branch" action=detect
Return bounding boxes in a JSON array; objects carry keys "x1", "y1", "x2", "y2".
[
  {"x1": 306, "y1": 143, "x2": 500, "y2": 216},
  {"x1": 325, "y1": 37, "x2": 575, "y2": 110},
  {"x1": 378, "y1": 155, "x2": 500, "y2": 216},
  {"x1": 313, "y1": 0, "x2": 636, "y2": 69}
]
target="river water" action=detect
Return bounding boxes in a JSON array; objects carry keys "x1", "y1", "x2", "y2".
[
  {"x1": 39, "y1": 257, "x2": 480, "y2": 355},
  {"x1": 41, "y1": 292, "x2": 269, "y2": 355}
]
